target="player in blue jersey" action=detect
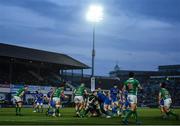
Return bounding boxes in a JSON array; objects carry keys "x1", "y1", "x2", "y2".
[
  {"x1": 97, "y1": 88, "x2": 107, "y2": 115},
  {"x1": 46, "y1": 88, "x2": 54, "y2": 116},
  {"x1": 110, "y1": 84, "x2": 120, "y2": 115},
  {"x1": 34, "y1": 90, "x2": 44, "y2": 113},
  {"x1": 104, "y1": 91, "x2": 113, "y2": 118},
  {"x1": 120, "y1": 90, "x2": 130, "y2": 117}
]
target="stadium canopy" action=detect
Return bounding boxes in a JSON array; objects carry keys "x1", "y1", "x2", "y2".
[{"x1": 0, "y1": 43, "x2": 90, "y2": 69}]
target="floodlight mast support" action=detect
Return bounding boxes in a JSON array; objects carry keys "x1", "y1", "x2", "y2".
[{"x1": 92, "y1": 23, "x2": 96, "y2": 77}]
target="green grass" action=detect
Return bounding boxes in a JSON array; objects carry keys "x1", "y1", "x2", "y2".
[{"x1": 0, "y1": 107, "x2": 179, "y2": 125}]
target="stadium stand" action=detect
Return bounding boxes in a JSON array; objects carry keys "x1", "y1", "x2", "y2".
[
  {"x1": 0, "y1": 43, "x2": 89, "y2": 85},
  {"x1": 109, "y1": 64, "x2": 180, "y2": 107}
]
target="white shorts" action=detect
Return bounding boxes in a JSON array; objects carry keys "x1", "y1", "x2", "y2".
[
  {"x1": 14, "y1": 96, "x2": 22, "y2": 103},
  {"x1": 127, "y1": 94, "x2": 137, "y2": 104},
  {"x1": 164, "y1": 98, "x2": 172, "y2": 108},
  {"x1": 74, "y1": 96, "x2": 84, "y2": 103},
  {"x1": 36, "y1": 102, "x2": 43, "y2": 106},
  {"x1": 53, "y1": 97, "x2": 60, "y2": 103}
]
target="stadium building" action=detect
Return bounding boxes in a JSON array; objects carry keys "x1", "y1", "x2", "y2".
[{"x1": 0, "y1": 43, "x2": 90, "y2": 106}]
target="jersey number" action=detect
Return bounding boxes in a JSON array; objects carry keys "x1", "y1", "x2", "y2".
[{"x1": 127, "y1": 83, "x2": 133, "y2": 90}]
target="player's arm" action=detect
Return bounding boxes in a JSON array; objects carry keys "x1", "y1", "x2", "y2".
[
  {"x1": 122, "y1": 83, "x2": 126, "y2": 92},
  {"x1": 84, "y1": 89, "x2": 88, "y2": 95},
  {"x1": 51, "y1": 88, "x2": 56, "y2": 98},
  {"x1": 117, "y1": 89, "x2": 120, "y2": 99},
  {"x1": 158, "y1": 92, "x2": 162, "y2": 104},
  {"x1": 19, "y1": 90, "x2": 25, "y2": 97},
  {"x1": 137, "y1": 80, "x2": 143, "y2": 94},
  {"x1": 61, "y1": 91, "x2": 69, "y2": 99},
  {"x1": 138, "y1": 84, "x2": 143, "y2": 90},
  {"x1": 73, "y1": 89, "x2": 76, "y2": 94},
  {"x1": 137, "y1": 80, "x2": 143, "y2": 90}
]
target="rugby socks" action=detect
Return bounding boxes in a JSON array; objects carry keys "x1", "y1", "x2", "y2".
[
  {"x1": 124, "y1": 110, "x2": 133, "y2": 121},
  {"x1": 95, "y1": 108, "x2": 101, "y2": 116},
  {"x1": 166, "y1": 111, "x2": 177, "y2": 117},
  {"x1": 83, "y1": 108, "x2": 89, "y2": 116},
  {"x1": 18, "y1": 107, "x2": 21, "y2": 115},
  {"x1": 122, "y1": 109, "x2": 129, "y2": 116},
  {"x1": 41, "y1": 106, "x2": 43, "y2": 113},
  {"x1": 15, "y1": 106, "x2": 18, "y2": 115},
  {"x1": 133, "y1": 111, "x2": 138, "y2": 122},
  {"x1": 57, "y1": 108, "x2": 59, "y2": 114},
  {"x1": 105, "y1": 110, "x2": 112, "y2": 116}
]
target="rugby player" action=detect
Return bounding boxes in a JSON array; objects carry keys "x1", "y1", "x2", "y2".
[
  {"x1": 34, "y1": 89, "x2": 44, "y2": 113},
  {"x1": 97, "y1": 88, "x2": 107, "y2": 115},
  {"x1": 159, "y1": 82, "x2": 179, "y2": 120},
  {"x1": 104, "y1": 91, "x2": 113, "y2": 118},
  {"x1": 46, "y1": 88, "x2": 54, "y2": 115},
  {"x1": 122, "y1": 72, "x2": 142, "y2": 125},
  {"x1": 110, "y1": 84, "x2": 120, "y2": 115},
  {"x1": 73, "y1": 83, "x2": 87, "y2": 117},
  {"x1": 14, "y1": 85, "x2": 28, "y2": 116},
  {"x1": 52, "y1": 85, "x2": 66, "y2": 117}
]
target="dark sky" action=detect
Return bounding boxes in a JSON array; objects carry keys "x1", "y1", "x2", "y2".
[{"x1": 0, "y1": 0, "x2": 180, "y2": 75}]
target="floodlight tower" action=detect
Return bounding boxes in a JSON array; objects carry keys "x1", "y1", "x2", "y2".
[{"x1": 86, "y1": 5, "x2": 103, "y2": 77}]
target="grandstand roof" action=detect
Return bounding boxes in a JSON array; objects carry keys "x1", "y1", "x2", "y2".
[{"x1": 0, "y1": 43, "x2": 89, "y2": 69}]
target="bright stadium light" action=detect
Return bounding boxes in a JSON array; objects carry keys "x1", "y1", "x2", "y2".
[
  {"x1": 86, "y1": 4, "x2": 103, "y2": 91},
  {"x1": 86, "y1": 5, "x2": 103, "y2": 22}
]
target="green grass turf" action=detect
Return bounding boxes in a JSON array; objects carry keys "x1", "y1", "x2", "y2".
[{"x1": 0, "y1": 107, "x2": 179, "y2": 125}]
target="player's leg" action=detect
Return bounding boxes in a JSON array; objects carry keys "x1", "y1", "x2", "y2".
[
  {"x1": 164, "y1": 99, "x2": 178, "y2": 120},
  {"x1": 111, "y1": 102, "x2": 116, "y2": 114},
  {"x1": 40, "y1": 102, "x2": 43, "y2": 113},
  {"x1": 121, "y1": 103, "x2": 128, "y2": 118},
  {"x1": 46, "y1": 100, "x2": 50, "y2": 115},
  {"x1": 74, "y1": 96, "x2": 80, "y2": 116},
  {"x1": 15, "y1": 102, "x2": 19, "y2": 115},
  {"x1": 112, "y1": 97, "x2": 119, "y2": 115},
  {"x1": 52, "y1": 97, "x2": 57, "y2": 116},
  {"x1": 82, "y1": 102, "x2": 90, "y2": 117},
  {"x1": 95, "y1": 103, "x2": 101, "y2": 117},
  {"x1": 33, "y1": 101, "x2": 37, "y2": 112},
  {"x1": 160, "y1": 106, "x2": 166, "y2": 118},
  {"x1": 36, "y1": 102, "x2": 40, "y2": 112},
  {"x1": 78, "y1": 96, "x2": 84, "y2": 115},
  {"x1": 123, "y1": 95, "x2": 140, "y2": 124},
  {"x1": 14, "y1": 96, "x2": 19, "y2": 115},
  {"x1": 18, "y1": 102, "x2": 23, "y2": 115},
  {"x1": 103, "y1": 104, "x2": 112, "y2": 118},
  {"x1": 56, "y1": 104, "x2": 60, "y2": 116},
  {"x1": 100, "y1": 102, "x2": 106, "y2": 115},
  {"x1": 119, "y1": 101, "x2": 123, "y2": 116}
]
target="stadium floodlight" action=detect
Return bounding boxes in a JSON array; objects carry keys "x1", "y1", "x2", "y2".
[
  {"x1": 86, "y1": 5, "x2": 103, "y2": 91},
  {"x1": 86, "y1": 5, "x2": 103, "y2": 23}
]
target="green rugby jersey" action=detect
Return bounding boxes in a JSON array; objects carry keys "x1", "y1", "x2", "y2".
[
  {"x1": 124, "y1": 78, "x2": 140, "y2": 95},
  {"x1": 159, "y1": 88, "x2": 171, "y2": 100},
  {"x1": 74, "y1": 86, "x2": 85, "y2": 96},
  {"x1": 15, "y1": 87, "x2": 25, "y2": 97},
  {"x1": 53, "y1": 87, "x2": 63, "y2": 97}
]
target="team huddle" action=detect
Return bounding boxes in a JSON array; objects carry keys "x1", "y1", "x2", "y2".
[{"x1": 13, "y1": 72, "x2": 179, "y2": 125}]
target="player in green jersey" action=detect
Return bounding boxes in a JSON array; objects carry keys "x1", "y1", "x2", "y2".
[
  {"x1": 14, "y1": 85, "x2": 28, "y2": 116},
  {"x1": 52, "y1": 85, "x2": 67, "y2": 117},
  {"x1": 73, "y1": 83, "x2": 87, "y2": 117},
  {"x1": 159, "y1": 82, "x2": 179, "y2": 120},
  {"x1": 122, "y1": 72, "x2": 142, "y2": 125}
]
